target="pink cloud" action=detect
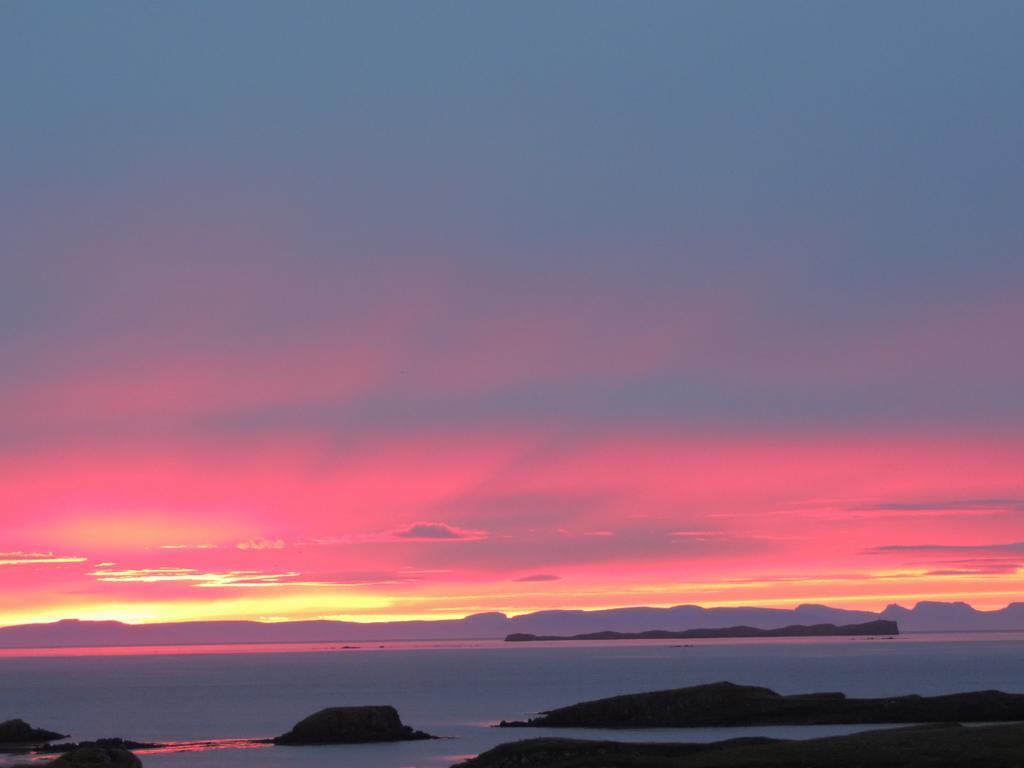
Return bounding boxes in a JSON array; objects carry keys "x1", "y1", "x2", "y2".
[{"x1": 392, "y1": 522, "x2": 484, "y2": 541}]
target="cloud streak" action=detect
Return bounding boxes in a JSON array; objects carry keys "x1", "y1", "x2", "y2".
[
  {"x1": 872, "y1": 542, "x2": 1024, "y2": 554},
  {"x1": 0, "y1": 552, "x2": 87, "y2": 567}
]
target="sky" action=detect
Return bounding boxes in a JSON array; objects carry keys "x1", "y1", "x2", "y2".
[{"x1": 1, "y1": 1, "x2": 1023, "y2": 627}]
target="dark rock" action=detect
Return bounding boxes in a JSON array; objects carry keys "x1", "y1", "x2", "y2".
[
  {"x1": 459, "y1": 723, "x2": 1024, "y2": 768},
  {"x1": 49, "y1": 746, "x2": 142, "y2": 767},
  {"x1": 505, "y1": 619, "x2": 899, "y2": 642},
  {"x1": 454, "y1": 736, "x2": 780, "y2": 768},
  {"x1": 272, "y1": 705, "x2": 435, "y2": 745},
  {"x1": 0, "y1": 718, "x2": 67, "y2": 744},
  {"x1": 498, "y1": 680, "x2": 1024, "y2": 728}
]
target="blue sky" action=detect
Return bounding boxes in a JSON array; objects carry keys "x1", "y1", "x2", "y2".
[{"x1": 1, "y1": 2, "x2": 1022, "y2": 624}]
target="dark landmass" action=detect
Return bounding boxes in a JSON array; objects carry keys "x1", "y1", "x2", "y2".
[
  {"x1": 458, "y1": 723, "x2": 1024, "y2": 768},
  {"x1": 456, "y1": 735, "x2": 779, "y2": 768},
  {"x1": 0, "y1": 718, "x2": 67, "y2": 744},
  {"x1": 49, "y1": 745, "x2": 142, "y2": 767},
  {"x1": 2, "y1": 601, "x2": 1021, "y2": 648},
  {"x1": 273, "y1": 705, "x2": 435, "y2": 745},
  {"x1": 505, "y1": 619, "x2": 898, "y2": 642},
  {"x1": 498, "y1": 681, "x2": 1024, "y2": 728}
]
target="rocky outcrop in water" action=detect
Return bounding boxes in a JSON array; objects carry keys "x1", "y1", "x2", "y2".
[
  {"x1": 498, "y1": 681, "x2": 1024, "y2": 728},
  {"x1": 273, "y1": 705, "x2": 434, "y2": 745},
  {"x1": 49, "y1": 745, "x2": 142, "y2": 767},
  {"x1": 0, "y1": 718, "x2": 67, "y2": 744},
  {"x1": 460, "y1": 723, "x2": 1024, "y2": 768}
]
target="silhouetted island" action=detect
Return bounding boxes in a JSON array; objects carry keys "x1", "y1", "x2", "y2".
[
  {"x1": 458, "y1": 723, "x2": 1024, "y2": 767},
  {"x1": 505, "y1": 619, "x2": 897, "y2": 641},
  {"x1": 0, "y1": 718, "x2": 67, "y2": 744},
  {"x1": 498, "y1": 680, "x2": 1024, "y2": 727},
  {"x1": 272, "y1": 705, "x2": 435, "y2": 744}
]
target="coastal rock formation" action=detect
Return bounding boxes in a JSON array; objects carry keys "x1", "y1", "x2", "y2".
[
  {"x1": 0, "y1": 718, "x2": 67, "y2": 744},
  {"x1": 505, "y1": 619, "x2": 898, "y2": 642},
  {"x1": 498, "y1": 681, "x2": 1024, "y2": 728},
  {"x1": 273, "y1": 705, "x2": 434, "y2": 745},
  {"x1": 49, "y1": 746, "x2": 142, "y2": 767},
  {"x1": 459, "y1": 723, "x2": 1024, "y2": 768},
  {"x1": 455, "y1": 736, "x2": 779, "y2": 768}
]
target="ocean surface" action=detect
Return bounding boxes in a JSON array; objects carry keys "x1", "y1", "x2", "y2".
[{"x1": 2, "y1": 632, "x2": 1023, "y2": 767}]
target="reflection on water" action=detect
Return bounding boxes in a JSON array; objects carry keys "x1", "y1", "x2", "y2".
[
  {"x1": 138, "y1": 738, "x2": 272, "y2": 755},
  {"x1": 3, "y1": 739, "x2": 271, "y2": 765}
]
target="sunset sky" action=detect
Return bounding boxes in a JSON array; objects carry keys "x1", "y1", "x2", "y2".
[{"x1": 1, "y1": 2, "x2": 1023, "y2": 627}]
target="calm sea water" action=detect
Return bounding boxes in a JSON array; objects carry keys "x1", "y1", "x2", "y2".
[{"x1": 2, "y1": 633, "x2": 1023, "y2": 767}]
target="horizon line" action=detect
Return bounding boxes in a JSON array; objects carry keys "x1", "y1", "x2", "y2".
[{"x1": 3, "y1": 598, "x2": 1021, "y2": 630}]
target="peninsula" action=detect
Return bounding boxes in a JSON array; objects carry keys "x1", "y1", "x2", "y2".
[
  {"x1": 462, "y1": 723, "x2": 1024, "y2": 768},
  {"x1": 498, "y1": 681, "x2": 1024, "y2": 728}
]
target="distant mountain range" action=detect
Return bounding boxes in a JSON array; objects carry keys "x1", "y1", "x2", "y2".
[{"x1": 1, "y1": 601, "x2": 1021, "y2": 649}]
